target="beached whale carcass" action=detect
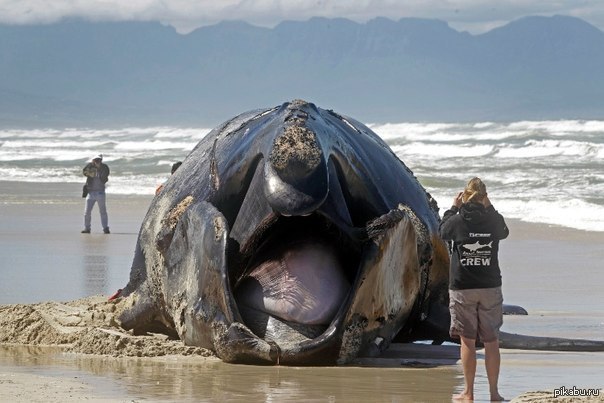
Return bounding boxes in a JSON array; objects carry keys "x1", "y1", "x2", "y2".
[{"x1": 118, "y1": 99, "x2": 452, "y2": 364}]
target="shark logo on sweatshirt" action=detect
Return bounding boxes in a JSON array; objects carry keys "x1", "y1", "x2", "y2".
[
  {"x1": 462, "y1": 241, "x2": 493, "y2": 252},
  {"x1": 460, "y1": 241, "x2": 493, "y2": 266}
]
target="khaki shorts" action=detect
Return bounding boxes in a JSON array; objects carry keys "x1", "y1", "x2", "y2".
[{"x1": 449, "y1": 287, "x2": 503, "y2": 342}]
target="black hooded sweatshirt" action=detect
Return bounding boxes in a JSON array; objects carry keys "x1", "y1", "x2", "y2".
[{"x1": 439, "y1": 203, "x2": 509, "y2": 290}]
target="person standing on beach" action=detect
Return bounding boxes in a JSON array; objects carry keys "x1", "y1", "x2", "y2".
[
  {"x1": 439, "y1": 177, "x2": 509, "y2": 402},
  {"x1": 82, "y1": 154, "x2": 110, "y2": 234}
]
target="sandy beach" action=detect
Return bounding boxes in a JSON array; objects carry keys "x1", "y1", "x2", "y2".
[{"x1": 1, "y1": 181, "x2": 603, "y2": 402}]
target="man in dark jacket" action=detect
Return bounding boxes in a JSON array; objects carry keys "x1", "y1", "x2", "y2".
[
  {"x1": 439, "y1": 177, "x2": 508, "y2": 402},
  {"x1": 82, "y1": 154, "x2": 110, "y2": 234}
]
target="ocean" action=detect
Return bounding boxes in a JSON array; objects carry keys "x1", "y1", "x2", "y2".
[{"x1": 1, "y1": 119, "x2": 603, "y2": 232}]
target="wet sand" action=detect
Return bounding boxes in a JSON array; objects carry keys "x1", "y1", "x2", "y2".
[{"x1": 1, "y1": 181, "x2": 603, "y2": 402}]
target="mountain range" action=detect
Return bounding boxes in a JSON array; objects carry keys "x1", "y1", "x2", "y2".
[{"x1": 1, "y1": 15, "x2": 604, "y2": 127}]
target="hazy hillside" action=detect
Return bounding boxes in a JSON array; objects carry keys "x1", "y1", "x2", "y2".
[{"x1": 1, "y1": 15, "x2": 603, "y2": 127}]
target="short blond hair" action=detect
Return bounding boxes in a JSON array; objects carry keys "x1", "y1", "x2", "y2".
[{"x1": 462, "y1": 177, "x2": 487, "y2": 203}]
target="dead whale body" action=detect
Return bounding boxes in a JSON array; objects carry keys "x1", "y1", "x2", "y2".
[
  {"x1": 119, "y1": 100, "x2": 604, "y2": 364},
  {"x1": 119, "y1": 99, "x2": 451, "y2": 364}
]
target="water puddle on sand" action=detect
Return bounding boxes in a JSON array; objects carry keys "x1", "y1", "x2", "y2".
[
  {"x1": 0, "y1": 344, "x2": 460, "y2": 401},
  {"x1": 2, "y1": 343, "x2": 603, "y2": 401}
]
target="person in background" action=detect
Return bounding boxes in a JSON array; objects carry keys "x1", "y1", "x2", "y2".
[
  {"x1": 82, "y1": 154, "x2": 110, "y2": 234},
  {"x1": 439, "y1": 177, "x2": 509, "y2": 402},
  {"x1": 155, "y1": 161, "x2": 182, "y2": 195}
]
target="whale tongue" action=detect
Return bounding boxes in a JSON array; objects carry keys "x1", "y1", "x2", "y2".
[{"x1": 234, "y1": 241, "x2": 350, "y2": 328}]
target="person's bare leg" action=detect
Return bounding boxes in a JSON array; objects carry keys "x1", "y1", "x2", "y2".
[
  {"x1": 454, "y1": 336, "x2": 476, "y2": 401},
  {"x1": 484, "y1": 340, "x2": 504, "y2": 401}
]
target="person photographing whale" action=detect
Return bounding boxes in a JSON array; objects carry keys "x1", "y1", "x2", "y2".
[
  {"x1": 81, "y1": 154, "x2": 110, "y2": 234},
  {"x1": 439, "y1": 177, "x2": 509, "y2": 402}
]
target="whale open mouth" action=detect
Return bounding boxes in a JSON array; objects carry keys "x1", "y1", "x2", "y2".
[
  {"x1": 214, "y1": 192, "x2": 430, "y2": 365},
  {"x1": 229, "y1": 214, "x2": 361, "y2": 345}
]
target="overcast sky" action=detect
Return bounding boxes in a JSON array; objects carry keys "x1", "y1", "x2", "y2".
[{"x1": 1, "y1": 0, "x2": 603, "y2": 34}]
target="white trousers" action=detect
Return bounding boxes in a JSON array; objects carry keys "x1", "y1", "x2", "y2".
[{"x1": 84, "y1": 191, "x2": 109, "y2": 230}]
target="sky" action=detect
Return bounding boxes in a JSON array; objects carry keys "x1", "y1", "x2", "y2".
[{"x1": 0, "y1": 0, "x2": 603, "y2": 34}]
